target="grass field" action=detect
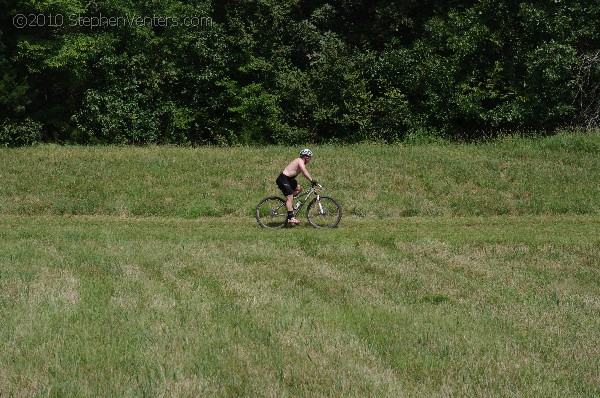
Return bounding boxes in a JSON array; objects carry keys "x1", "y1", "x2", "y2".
[{"x1": 1, "y1": 132, "x2": 599, "y2": 396}]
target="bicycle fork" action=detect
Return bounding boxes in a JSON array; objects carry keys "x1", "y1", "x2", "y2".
[{"x1": 315, "y1": 194, "x2": 325, "y2": 215}]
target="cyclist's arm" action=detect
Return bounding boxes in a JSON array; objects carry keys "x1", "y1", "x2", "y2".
[{"x1": 298, "y1": 161, "x2": 314, "y2": 183}]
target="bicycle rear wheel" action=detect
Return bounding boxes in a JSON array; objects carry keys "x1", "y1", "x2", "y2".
[
  {"x1": 306, "y1": 196, "x2": 342, "y2": 228},
  {"x1": 256, "y1": 196, "x2": 288, "y2": 228}
]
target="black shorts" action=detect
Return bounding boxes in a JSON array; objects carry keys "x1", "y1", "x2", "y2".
[{"x1": 276, "y1": 173, "x2": 298, "y2": 196}]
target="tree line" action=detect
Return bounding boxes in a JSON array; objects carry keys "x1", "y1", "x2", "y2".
[{"x1": 1, "y1": 0, "x2": 599, "y2": 146}]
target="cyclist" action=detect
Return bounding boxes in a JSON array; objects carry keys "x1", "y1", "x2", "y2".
[{"x1": 276, "y1": 148, "x2": 319, "y2": 225}]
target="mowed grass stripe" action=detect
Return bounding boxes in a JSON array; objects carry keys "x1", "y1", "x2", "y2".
[
  {"x1": 1, "y1": 131, "x2": 599, "y2": 219},
  {"x1": 1, "y1": 215, "x2": 598, "y2": 396}
]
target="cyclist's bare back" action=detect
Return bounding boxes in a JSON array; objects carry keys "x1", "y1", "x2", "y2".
[{"x1": 282, "y1": 157, "x2": 313, "y2": 182}]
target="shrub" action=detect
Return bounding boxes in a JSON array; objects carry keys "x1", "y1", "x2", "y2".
[{"x1": 0, "y1": 118, "x2": 42, "y2": 147}]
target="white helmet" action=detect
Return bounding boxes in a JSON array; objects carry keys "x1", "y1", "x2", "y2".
[{"x1": 299, "y1": 148, "x2": 313, "y2": 157}]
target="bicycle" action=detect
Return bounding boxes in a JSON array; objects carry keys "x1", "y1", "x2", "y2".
[{"x1": 255, "y1": 183, "x2": 342, "y2": 228}]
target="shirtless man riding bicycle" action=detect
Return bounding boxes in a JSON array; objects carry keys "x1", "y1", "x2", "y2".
[{"x1": 276, "y1": 149, "x2": 318, "y2": 225}]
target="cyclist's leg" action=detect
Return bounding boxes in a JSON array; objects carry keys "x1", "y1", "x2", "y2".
[
  {"x1": 276, "y1": 174, "x2": 300, "y2": 223},
  {"x1": 286, "y1": 193, "x2": 301, "y2": 224},
  {"x1": 285, "y1": 194, "x2": 302, "y2": 223},
  {"x1": 289, "y1": 178, "x2": 300, "y2": 196},
  {"x1": 292, "y1": 184, "x2": 302, "y2": 197},
  {"x1": 285, "y1": 194, "x2": 294, "y2": 212},
  {"x1": 276, "y1": 174, "x2": 294, "y2": 203},
  {"x1": 288, "y1": 180, "x2": 302, "y2": 224}
]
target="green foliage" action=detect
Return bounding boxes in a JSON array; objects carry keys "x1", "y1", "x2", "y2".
[
  {"x1": 1, "y1": 0, "x2": 599, "y2": 144},
  {"x1": 224, "y1": 81, "x2": 281, "y2": 145},
  {"x1": 0, "y1": 118, "x2": 42, "y2": 147},
  {"x1": 524, "y1": 41, "x2": 579, "y2": 128}
]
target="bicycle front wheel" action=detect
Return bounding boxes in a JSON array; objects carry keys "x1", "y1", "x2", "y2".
[
  {"x1": 256, "y1": 196, "x2": 288, "y2": 228},
  {"x1": 306, "y1": 196, "x2": 342, "y2": 228}
]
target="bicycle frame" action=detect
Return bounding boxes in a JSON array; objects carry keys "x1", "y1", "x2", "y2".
[
  {"x1": 293, "y1": 184, "x2": 327, "y2": 214},
  {"x1": 270, "y1": 186, "x2": 319, "y2": 216},
  {"x1": 292, "y1": 187, "x2": 315, "y2": 211}
]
